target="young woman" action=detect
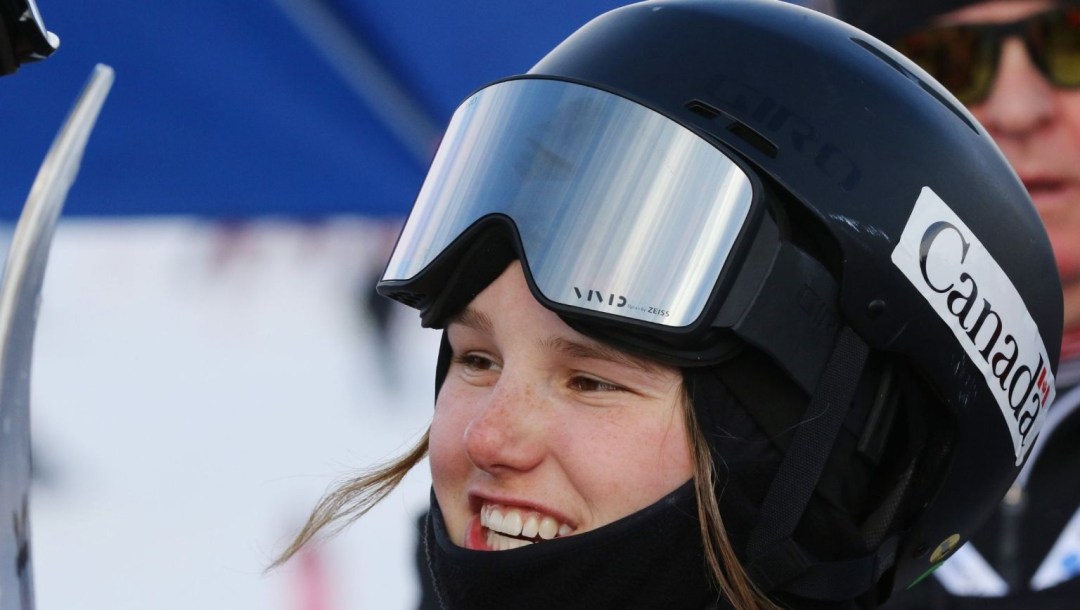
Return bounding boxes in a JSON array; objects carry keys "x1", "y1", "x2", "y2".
[{"x1": 276, "y1": 1, "x2": 1064, "y2": 608}]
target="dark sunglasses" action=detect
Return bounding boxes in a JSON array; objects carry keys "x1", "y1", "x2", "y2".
[{"x1": 893, "y1": 5, "x2": 1080, "y2": 104}]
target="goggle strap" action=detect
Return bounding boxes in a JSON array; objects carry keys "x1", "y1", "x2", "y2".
[{"x1": 717, "y1": 216, "x2": 841, "y2": 393}]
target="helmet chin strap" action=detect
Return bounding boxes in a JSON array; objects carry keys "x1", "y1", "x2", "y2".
[{"x1": 744, "y1": 325, "x2": 901, "y2": 602}]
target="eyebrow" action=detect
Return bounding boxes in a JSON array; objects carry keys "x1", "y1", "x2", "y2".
[
  {"x1": 543, "y1": 336, "x2": 664, "y2": 377},
  {"x1": 448, "y1": 305, "x2": 666, "y2": 377},
  {"x1": 447, "y1": 307, "x2": 494, "y2": 334}
]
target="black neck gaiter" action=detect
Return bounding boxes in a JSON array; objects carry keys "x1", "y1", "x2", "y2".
[{"x1": 423, "y1": 480, "x2": 725, "y2": 610}]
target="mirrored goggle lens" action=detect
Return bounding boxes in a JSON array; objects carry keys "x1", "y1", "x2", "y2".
[{"x1": 382, "y1": 78, "x2": 755, "y2": 329}]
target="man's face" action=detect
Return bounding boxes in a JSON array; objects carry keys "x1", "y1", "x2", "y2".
[{"x1": 938, "y1": 1, "x2": 1080, "y2": 329}]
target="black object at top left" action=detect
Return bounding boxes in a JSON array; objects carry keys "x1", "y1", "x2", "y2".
[{"x1": 0, "y1": 0, "x2": 58, "y2": 75}]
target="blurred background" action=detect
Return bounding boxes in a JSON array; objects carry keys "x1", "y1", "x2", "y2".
[{"x1": 2, "y1": 0, "x2": 824, "y2": 608}]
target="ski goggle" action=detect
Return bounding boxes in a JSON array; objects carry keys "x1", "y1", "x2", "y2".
[
  {"x1": 379, "y1": 77, "x2": 758, "y2": 335},
  {"x1": 893, "y1": 5, "x2": 1080, "y2": 104}
]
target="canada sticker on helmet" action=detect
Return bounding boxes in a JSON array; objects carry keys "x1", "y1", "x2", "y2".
[{"x1": 891, "y1": 187, "x2": 1055, "y2": 465}]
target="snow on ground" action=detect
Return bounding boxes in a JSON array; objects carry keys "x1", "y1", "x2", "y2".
[{"x1": 26, "y1": 217, "x2": 437, "y2": 610}]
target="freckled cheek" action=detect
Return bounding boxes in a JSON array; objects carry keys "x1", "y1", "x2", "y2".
[
  {"x1": 561, "y1": 417, "x2": 693, "y2": 520},
  {"x1": 429, "y1": 389, "x2": 476, "y2": 545},
  {"x1": 658, "y1": 432, "x2": 696, "y2": 485},
  {"x1": 624, "y1": 430, "x2": 693, "y2": 493},
  {"x1": 429, "y1": 388, "x2": 475, "y2": 487}
]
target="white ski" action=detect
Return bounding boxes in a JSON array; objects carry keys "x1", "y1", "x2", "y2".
[{"x1": 0, "y1": 63, "x2": 114, "y2": 610}]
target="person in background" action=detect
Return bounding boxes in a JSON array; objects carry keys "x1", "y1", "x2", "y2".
[
  {"x1": 835, "y1": 1, "x2": 1080, "y2": 607},
  {"x1": 273, "y1": 1, "x2": 1064, "y2": 608}
]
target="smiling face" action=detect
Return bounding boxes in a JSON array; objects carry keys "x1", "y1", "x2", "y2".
[
  {"x1": 937, "y1": 0, "x2": 1080, "y2": 329},
  {"x1": 428, "y1": 261, "x2": 693, "y2": 551}
]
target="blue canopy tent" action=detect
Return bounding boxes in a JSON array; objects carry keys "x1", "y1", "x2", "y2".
[
  {"x1": 2, "y1": 0, "x2": 821, "y2": 220},
  {"x1": 1, "y1": 0, "x2": 665, "y2": 219}
]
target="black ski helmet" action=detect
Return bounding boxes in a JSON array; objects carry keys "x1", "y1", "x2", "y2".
[{"x1": 378, "y1": 0, "x2": 1063, "y2": 603}]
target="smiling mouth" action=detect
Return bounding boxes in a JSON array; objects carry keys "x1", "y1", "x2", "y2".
[{"x1": 480, "y1": 503, "x2": 574, "y2": 550}]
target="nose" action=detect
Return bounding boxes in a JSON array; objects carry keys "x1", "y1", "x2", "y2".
[
  {"x1": 971, "y1": 37, "x2": 1055, "y2": 137},
  {"x1": 463, "y1": 372, "x2": 546, "y2": 474}
]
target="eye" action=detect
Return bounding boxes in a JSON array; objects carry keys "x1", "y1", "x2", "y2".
[
  {"x1": 567, "y1": 375, "x2": 624, "y2": 393},
  {"x1": 452, "y1": 353, "x2": 500, "y2": 373}
]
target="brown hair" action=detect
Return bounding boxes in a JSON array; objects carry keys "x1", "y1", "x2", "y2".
[
  {"x1": 268, "y1": 430, "x2": 430, "y2": 570},
  {"x1": 683, "y1": 387, "x2": 778, "y2": 610},
  {"x1": 272, "y1": 390, "x2": 776, "y2": 609}
]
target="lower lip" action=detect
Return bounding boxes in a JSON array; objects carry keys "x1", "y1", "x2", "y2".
[
  {"x1": 1026, "y1": 182, "x2": 1078, "y2": 210},
  {"x1": 464, "y1": 515, "x2": 491, "y2": 551}
]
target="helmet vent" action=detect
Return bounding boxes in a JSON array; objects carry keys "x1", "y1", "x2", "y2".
[
  {"x1": 686, "y1": 100, "x2": 721, "y2": 119},
  {"x1": 686, "y1": 100, "x2": 778, "y2": 159},
  {"x1": 851, "y1": 38, "x2": 978, "y2": 134}
]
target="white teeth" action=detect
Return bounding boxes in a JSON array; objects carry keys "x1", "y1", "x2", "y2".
[
  {"x1": 538, "y1": 516, "x2": 559, "y2": 540},
  {"x1": 488, "y1": 508, "x2": 504, "y2": 532},
  {"x1": 487, "y1": 530, "x2": 534, "y2": 551},
  {"x1": 504, "y1": 536, "x2": 530, "y2": 550},
  {"x1": 522, "y1": 514, "x2": 539, "y2": 539},
  {"x1": 502, "y1": 510, "x2": 523, "y2": 536},
  {"x1": 480, "y1": 503, "x2": 573, "y2": 547},
  {"x1": 486, "y1": 528, "x2": 532, "y2": 550}
]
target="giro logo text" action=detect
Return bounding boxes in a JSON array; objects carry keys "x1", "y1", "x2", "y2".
[
  {"x1": 702, "y1": 73, "x2": 861, "y2": 191},
  {"x1": 892, "y1": 187, "x2": 1055, "y2": 465}
]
